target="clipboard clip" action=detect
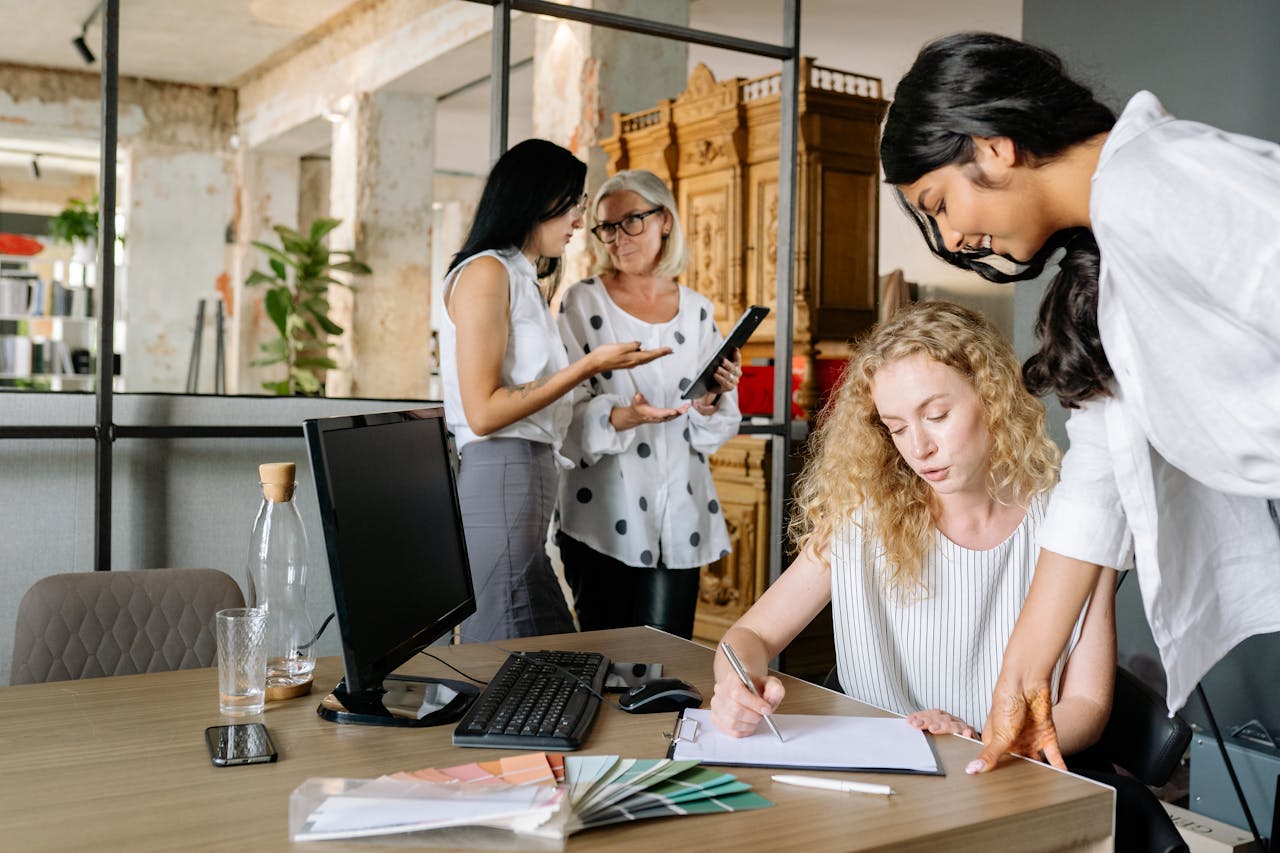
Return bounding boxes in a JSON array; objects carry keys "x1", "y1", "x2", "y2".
[{"x1": 666, "y1": 716, "x2": 700, "y2": 745}]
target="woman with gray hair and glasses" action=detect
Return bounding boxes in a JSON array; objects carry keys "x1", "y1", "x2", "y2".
[{"x1": 555, "y1": 169, "x2": 743, "y2": 639}]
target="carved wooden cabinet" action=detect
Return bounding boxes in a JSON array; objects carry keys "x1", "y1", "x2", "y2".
[
  {"x1": 600, "y1": 60, "x2": 887, "y2": 649},
  {"x1": 601, "y1": 58, "x2": 890, "y2": 415},
  {"x1": 692, "y1": 435, "x2": 769, "y2": 645}
]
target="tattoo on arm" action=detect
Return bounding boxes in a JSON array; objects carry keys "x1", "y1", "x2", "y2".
[{"x1": 507, "y1": 377, "x2": 550, "y2": 399}]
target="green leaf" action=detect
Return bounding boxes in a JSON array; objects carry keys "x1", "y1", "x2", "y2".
[
  {"x1": 272, "y1": 224, "x2": 306, "y2": 246},
  {"x1": 244, "y1": 269, "x2": 276, "y2": 287},
  {"x1": 330, "y1": 260, "x2": 372, "y2": 275},
  {"x1": 311, "y1": 312, "x2": 343, "y2": 336},
  {"x1": 269, "y1": 258, "x2": 286, "y2": 280},
  {"x1": 249, "y1": 354, "x2": 285, "y2": 367},
  {"x1": 295, "y1": 356, "x2": 339, "y2": 370},
  {"x1": 264, "y1": 287, "x2": 292, "y2": 337},
  {"x1": 292, "y1": 368, "x2": 322, "y2": 395},
  {"x1": 302, "y1": 296, "x2": 331, "y2": 314},
  {"x1": 309, "y1": 218, "x2": 341, "y2": 242},
  {"x1": 251, "y1": 242, "x2": 297, "y2": 270},
  {"x1": 261, "y1": 379, "x2": 291, "y2": 395},
  {"x1": 257, "y1": 337, "x2": 286, "y2": 357}
]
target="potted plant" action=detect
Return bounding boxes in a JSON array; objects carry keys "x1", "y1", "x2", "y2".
[
  {"x1": 49, "y1": 197, "x2": 99, "y2": 265},
  {"x1": 244, "y1": 217, "x2": 371, "y2": 396}
]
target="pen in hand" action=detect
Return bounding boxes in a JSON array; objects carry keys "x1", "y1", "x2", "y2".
[{"x1": 719, "y1": 641, "x2": 785, "y2": 743}]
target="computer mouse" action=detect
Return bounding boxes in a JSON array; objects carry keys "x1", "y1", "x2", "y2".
[{"x1": 617, "y1": 678, "x2": 704, "y2": 714}]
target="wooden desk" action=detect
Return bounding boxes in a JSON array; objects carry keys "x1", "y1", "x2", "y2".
[{"x1": 0, "y1": 628, "x2": 1113, "y2": 852}]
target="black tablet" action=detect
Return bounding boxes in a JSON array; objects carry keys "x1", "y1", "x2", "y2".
[{"x1": 681, "y1": 305, "x2": 770, "y2": 400}]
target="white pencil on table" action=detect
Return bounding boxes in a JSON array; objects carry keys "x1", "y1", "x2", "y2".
[{"x1": 771, "y1": 774, "x2": 895, "y2": 796}]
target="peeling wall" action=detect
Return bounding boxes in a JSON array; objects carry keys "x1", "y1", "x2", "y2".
[
  {"x1": 0, "y1": 63, "x2": 235, "y2": 150},
  {"x1": 235, "y1": 0, "x2": 486, "y2": 150},
  {"x1": 124, "y1": 144, "x2": 236, "y2": 392},
  {"x1": 230, "y1": 150, "x2": 301, "y2": 395},
  {"x1": 327, "y1": 90, "x2": 435, "y2": 400}
]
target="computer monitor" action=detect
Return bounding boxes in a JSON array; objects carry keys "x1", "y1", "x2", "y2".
[{"x1": 304, "y1": 407, "x2": 479, "y2": 727}]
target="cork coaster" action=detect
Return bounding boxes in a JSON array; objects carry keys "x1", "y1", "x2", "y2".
[{"x1": 266, "y1": 678, "x2": 313, "y2": 701}]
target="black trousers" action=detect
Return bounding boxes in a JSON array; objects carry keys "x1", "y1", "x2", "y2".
[{"x1": 557, "y1": 533, "x2": 701, "y2": 640}]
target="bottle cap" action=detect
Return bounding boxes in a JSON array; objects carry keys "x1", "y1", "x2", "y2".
[{"x1": 259, "y1": 462, "x2": 296, "y2": 502}]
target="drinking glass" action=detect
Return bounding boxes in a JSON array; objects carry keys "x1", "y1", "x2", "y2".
[{"x1": 216, "y1": 607, "x2": 267, "y2": 716}]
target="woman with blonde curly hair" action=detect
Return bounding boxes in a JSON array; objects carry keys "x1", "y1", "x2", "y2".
[{"x1": 710, "y1": 301, "x2": 1116, "y2": 757}]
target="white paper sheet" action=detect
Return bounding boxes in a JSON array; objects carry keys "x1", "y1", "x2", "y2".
[
  {"x1": 294, "y1": 778, "x2": 564, "y2": 840},
  {"x1": 670, "y1": 710, "x2": 941, "y2": 774}
]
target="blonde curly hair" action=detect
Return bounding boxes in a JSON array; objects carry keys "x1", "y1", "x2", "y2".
[{"x1": 789, "y1": 301, "x2": 1060, "y2": 593}]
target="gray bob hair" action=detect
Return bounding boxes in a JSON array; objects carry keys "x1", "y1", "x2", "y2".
[{"x1": 590, "y1": 169, "x2": 690, "y2": 279}]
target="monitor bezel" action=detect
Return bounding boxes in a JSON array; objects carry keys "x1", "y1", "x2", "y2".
[{"x1": 303, "y1": 407, "x2": 476, "y2": 698}]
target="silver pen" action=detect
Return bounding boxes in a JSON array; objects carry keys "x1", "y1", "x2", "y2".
[{"x1": 719, "y1": 641, "x2": 785, "y2": 743}]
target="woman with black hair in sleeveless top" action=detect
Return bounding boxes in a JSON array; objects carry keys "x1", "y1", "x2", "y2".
[{"x1": 440, "y1": 139, "x2": 670, "y2": 641}]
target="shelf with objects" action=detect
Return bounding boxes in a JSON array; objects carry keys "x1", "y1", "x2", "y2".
[{"x1": 0, "y1": 245, "x2": 123, "y2": 392}]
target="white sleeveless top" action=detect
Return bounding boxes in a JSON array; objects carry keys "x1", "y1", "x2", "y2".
[
  {"x1": 439, "y1": 247, "x2": 572, "y2": 461},
  {"x1": 830, "y1": 493, "x2": 1079, "y2": 733}
]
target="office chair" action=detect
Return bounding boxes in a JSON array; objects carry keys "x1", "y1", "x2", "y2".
[
  {"x1": 1095, "y1": 666, "x2": 1193, "y2": 787},
  {"x1": 9, "y1": 568, "x2": 245, "y2": 685}
]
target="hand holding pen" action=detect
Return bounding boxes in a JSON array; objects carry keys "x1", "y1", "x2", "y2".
[{"x1": 712, "y1": 640, "x2": 786, "y2": 741}]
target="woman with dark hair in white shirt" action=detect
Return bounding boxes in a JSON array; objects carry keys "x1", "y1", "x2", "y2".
[
  {"x1": 880, "y1": 32, "x2": 1280, "y2": 774},
  {"x1": 441, "y1": 140, "x2": 670, "y2": 642}
]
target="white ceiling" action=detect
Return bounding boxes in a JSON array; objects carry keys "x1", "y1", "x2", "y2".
[{"x1": 0, "y1": 0, "x2": 356, "y2": 86}]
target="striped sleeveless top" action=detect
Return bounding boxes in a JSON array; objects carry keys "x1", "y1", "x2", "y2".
[{"x1": 830, "y1": 492, "x2": 1078, "y2": 734}]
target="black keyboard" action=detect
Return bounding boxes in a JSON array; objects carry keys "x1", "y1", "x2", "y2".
[{"x1": 451, "y1": 650, "x2": 610, "y2": 751}]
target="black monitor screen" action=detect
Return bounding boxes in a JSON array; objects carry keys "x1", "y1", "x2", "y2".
[{"x1": 304, "y1": 408, "x2": 475, "y2": 696}]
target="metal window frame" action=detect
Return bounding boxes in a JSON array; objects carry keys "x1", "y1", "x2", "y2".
[
  {"x1": 9, "y1": 0, "x2": 803, "y2": 586},
  {"x1": 475, "y1": 0, "x2": 802, "y2": 588}
]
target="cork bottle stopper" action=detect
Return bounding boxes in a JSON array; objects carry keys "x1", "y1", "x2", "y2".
[{"x1": 259, "y1": 462, "x2": 296, "y2": 503}]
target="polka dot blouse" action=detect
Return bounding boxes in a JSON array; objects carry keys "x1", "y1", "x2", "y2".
[{"x1": 555, "y1": 277, "x2": 741, "y2": 569}]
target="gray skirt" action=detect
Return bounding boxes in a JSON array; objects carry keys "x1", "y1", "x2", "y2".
[{"x1": 457, "y1": 437, "x2": 575, "y2": 642}]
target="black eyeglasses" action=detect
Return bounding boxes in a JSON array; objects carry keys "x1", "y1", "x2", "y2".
[{"x1": 590, "y1": 207, "x2": 664, "y2": 243}]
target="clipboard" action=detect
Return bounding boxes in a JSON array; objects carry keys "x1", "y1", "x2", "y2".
[
  {"x1": 665, "y1": 708, "x2": 944, "y2": 776},
  {"x1": 680, "y1": 305, "x2": 770, "y2": 400}
]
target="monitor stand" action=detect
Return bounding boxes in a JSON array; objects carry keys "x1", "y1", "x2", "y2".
[{"x1": 318, "y1": 674, "x2": 479, "y2": 727}]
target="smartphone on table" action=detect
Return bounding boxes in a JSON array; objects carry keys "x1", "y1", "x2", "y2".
[{"x1": 205, "y1": 722, "x2": 278, "y2": 767}]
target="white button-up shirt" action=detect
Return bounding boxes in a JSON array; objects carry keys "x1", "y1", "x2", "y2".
[{"x1": 1039, "y1": 92, "x2": 1280, "y2": 713}]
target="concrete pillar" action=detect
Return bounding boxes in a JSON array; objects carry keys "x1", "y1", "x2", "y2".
[
  {"x1": 532, "y1": 0, "x2": 690, "y2": 280},
  {"x1": 328, "y1": 90, "x2": 435, "y2": 399},
  {"x1": 297, "y1": 156, "x2": 331, "y2": 231},
  {"x1": 231, "y1": 150, "x2": 300, "y2": 395},
  {"x1": 122, "y1": 143, "x2": 235, "y2": 392}
]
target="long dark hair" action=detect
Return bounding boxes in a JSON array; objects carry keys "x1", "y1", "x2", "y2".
[
  {"x1": 449, "y1": 138, "x2": 586, "y2": 280},
  {"x1": 881, "y1": 32, "x2": 1117, "y2": 407}
]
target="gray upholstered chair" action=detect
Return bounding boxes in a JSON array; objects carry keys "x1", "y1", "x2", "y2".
[{"x1": 9, "y1": 568, "x2": 245, "y2": 685}]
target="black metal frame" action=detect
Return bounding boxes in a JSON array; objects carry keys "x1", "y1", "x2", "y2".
[
  {"x1": 7, "y1": 0, "x2": 804, "y2": 585},
  {"x1": 477, "y1": 0, "x2": 802, "y2": 587}
]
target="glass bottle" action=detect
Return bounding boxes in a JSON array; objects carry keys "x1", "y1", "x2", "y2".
[{"x1": 245, "y1": 462, "x2": 317, "y2": 696}]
